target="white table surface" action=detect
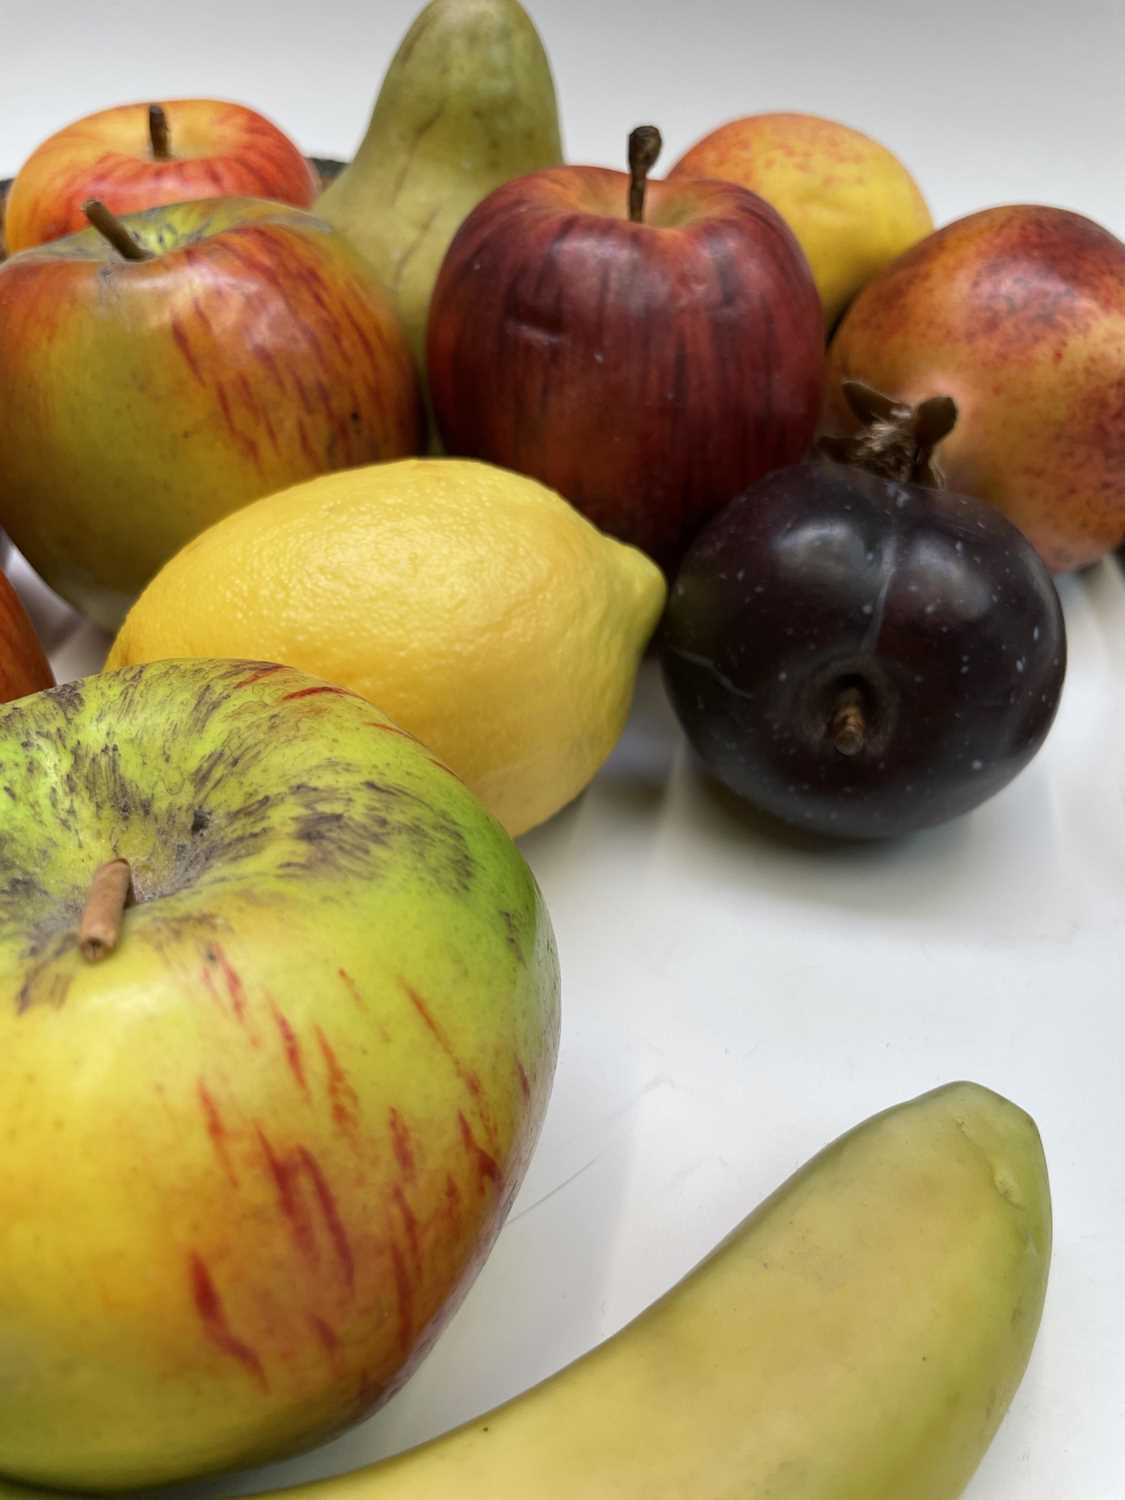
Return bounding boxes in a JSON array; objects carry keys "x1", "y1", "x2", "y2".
[{"x1": 5, "y1": 3, "x2": 1125, "y2": 1496}]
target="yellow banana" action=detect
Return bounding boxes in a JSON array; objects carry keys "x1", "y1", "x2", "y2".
[{"x1": 0, "y1": 1080, "x2": 1050, "y2": 1500}]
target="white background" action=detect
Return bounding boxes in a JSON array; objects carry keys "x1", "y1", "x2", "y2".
[{"x1": 4, "y1": 2, "x2": 1125, "y2": 1496}]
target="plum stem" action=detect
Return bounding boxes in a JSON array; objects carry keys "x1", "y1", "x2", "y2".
[
  {"x1": 816, "y1": 379, "x2": 957, "y2": 488},
  {"x1": 628, "y1": 125, "x2": 662, "y2": 223},
  {"x1": 83, "y1": 200, "x2": 154, "y2": 261},
  {"x1": 830, "y1": 688, "x2": 866, "y2": 756},
  {"x1": 79, "y1": 858, "x2": 132, "y2": 962},
  {"x1": 148, "y1": 104, "x2": 172, "y2": 160}
]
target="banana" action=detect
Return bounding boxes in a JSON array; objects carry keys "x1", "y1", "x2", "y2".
[{"x1": 0, "y1": 1080, "x2": 1050, "y2": 1500}]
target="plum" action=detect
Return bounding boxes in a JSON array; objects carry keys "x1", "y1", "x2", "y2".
[{"x1": 660, "y1": 384, "x2": 1066, "y2": 839}]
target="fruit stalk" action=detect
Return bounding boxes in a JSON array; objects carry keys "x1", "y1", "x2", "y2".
[
  {"x1": 81, "y1": 199, "x2": 153, "y2": 261},
  {"x1": 627, "y1": 125, "x2": 662, "y2": 223},
  {"x1": 78, "y1": 858, "x2": 131, "y2": 961},
  {"x1": 147, "y1": 105, "x2": 172, "y2": 160}
]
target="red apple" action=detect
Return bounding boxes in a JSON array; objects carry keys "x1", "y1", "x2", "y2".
[
  {"x1": 825, "y1": 204, "x2": 1125, "y2": 572},
  {"x1": 4, "y1": 99, "x2": 318, "y2": 254},
  {"x1": 0, "y1": 570, "x2": 53, "y2": 702},
  {"x1": 0, "y1": 197, "x2": 423, "y2": 629},
  {"x1": 426, "y1": 127, "x2": 825, "y2": 570}
]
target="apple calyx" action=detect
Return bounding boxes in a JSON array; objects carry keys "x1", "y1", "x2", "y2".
[
  {"x1": 82, "y1": 199, "x2": 155, "y2": 261},
  {"x1": 816, "y1": 379, "x2": 958, "y2": 488},
  {"x1": 628, "y1": 124, "x2": 663, "y2": 223},
  {"x1": 79, "y1": 857, "x2": 132, "y2": 962},
  {"x1": 148, "y1": 103, "x2": 172, "y2": 161}
]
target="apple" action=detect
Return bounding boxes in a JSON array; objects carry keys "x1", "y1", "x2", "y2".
[
  {"x1": 825, "y1": 203, "x2": 1125, "y2": 572},
  {"x1": 668, "y1": 111, "x2": 933, "y2": 329},
  {"x1": 426, "y1": 126, "x2": 825, "y2": 570},
  {"x1": 3, "y1": 99, "x2": 318, "y2": 254},
  {"x1": 0, "y1": 657, "x2": 560, "y2": 1490},
  {"x1": 0, "y1": 197, "x2": 423, "y2": 629},
  {"x1": 0, "y1": 569, "x2": 53, "y2": 702}
]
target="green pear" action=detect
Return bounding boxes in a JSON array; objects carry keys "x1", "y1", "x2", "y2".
[{"x1": 317, "y1": 0, "x2": 564, "y2": 380}]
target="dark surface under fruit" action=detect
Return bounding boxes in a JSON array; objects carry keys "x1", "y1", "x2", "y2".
[{"x1": 661, "y1": 461, "x2": 1067, "y2": 839}]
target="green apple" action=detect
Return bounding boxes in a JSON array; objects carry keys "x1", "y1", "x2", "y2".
[
  {"x1": 0, "y1": 658, "x2": 559, "y2": 1490},
  {"x1": 0, "y1": 198, "x2": 423, "y2": 630}
]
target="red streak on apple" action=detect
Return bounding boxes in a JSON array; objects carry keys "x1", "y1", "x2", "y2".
[
  {"x1": 233, "y1": 663, "x2": 286, "y2": 689},
  {"x1": 308, "y1": 1313, "x2": 342, "y2": 1368},
  {"x1": 458, "y1": 1111, "x2": 501, "y2": 1188},
  {"x1": 169, "y1": 314, "x2": 204, "y2": 384},
  {"x1": 196, "y1": 1080, "x2": 238, "y2": 1186},
  {"x1": 205, "y1": 943, "x2": 249, "y2": 1027},
  {"x1": 516, "y1": 1058, "x2": 531, "y2": 1102},
  {"x1": 392, "y1": 1183, "x2": 423, "y2": 1272},
  {"x1": 388, "y1": 1107, "x2": 415, "y2": 1180},
  {"x1": 388, "y1": 1240, "x2": 414, "y2": 1353},
  {"x1": 281, "y1": 685, "x2": 361, "y2": 702},
  {"x1": 268, "y1": 997, "x2": 307, "y2": 1093},
  {"x1": 402, "y1": 981, "x2": 497, "y2": 1148},
  {"x1": 257, "y1": 1128, "x2": 319, "y2": 1264},
  {"x1": 337, "y1": 968, "x2": 367, "y2": 1011},
  {"x1": 297, "y1": 1145, "x2": 355, "y2": 1292},
  {"x1": 188, "y1": 1253, "x2": 268, "y2": 1390},
  {"x1": 316, "y1": 1027, "x2": 360, "y2": 1137},
  {"x1": 443, "y1": 1173, "x2": 463, "y2": 1233}
]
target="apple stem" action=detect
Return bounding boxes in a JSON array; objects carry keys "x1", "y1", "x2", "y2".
[
  {"x1": 627, "y1": 125, "x2": 663, "y2": 223},
  {"x1": 829, "y1": 687, "x2": 866, "y2": 756},
  {"x1": 82, "y1": 200, "x2": 154, "y2": 261},
  {"x1": 79, "y1": 858, "x2": 132, "y2": 962},
  {"x1": 148, "y1": 104, "x2": 172, "y2": 161}
]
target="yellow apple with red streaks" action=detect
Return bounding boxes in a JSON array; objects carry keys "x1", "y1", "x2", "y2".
[
  {"x1": 0, "y1": 657, "x2": 559, "y2": 1489},
  {"x1": 4, "y1": 99, "x2": 318, "y2": 253},
  {"x1": 0, "y1": 198, "x2": 422, "y2": 628}
]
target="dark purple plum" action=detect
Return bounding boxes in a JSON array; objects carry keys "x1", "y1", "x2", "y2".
[{"x1": 660, "y1": 431, "x2": 1066, "y2": 839}]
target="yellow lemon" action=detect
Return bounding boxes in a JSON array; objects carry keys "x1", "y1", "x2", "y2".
[
  {"x1": 107, "y1": 458, "x2": 666, "y2": 837},
  {"x1": 671, "y1": 112, "x2": 933, "y2": 328}
]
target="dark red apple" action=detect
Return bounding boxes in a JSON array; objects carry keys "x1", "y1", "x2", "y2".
[
  {"x1": 426, "y1": 127, "x2": 824, "y2": 570},
  {"x1": 0, "y1": 570, "x2": 54, "y2": 702}
]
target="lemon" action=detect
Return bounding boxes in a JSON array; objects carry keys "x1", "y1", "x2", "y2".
[
  {"x1": 106, "y1": 459, "x2": 666, "y2": 837},
  {"x1": 671, "y1": 112, "x2": 933, "y2": 328}
]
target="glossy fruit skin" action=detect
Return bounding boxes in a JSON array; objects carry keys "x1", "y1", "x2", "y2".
[
  {"x1": 5, "y1": 99, "x2": 317, "y2": 253},
  {"x1": 825, "y1": 205, "x2": 1125, "y2": 572},
  {"x1": 427, "y1": 167, "x2": 824, "y2": 571},
  {"x1": 661, "y1": 461, "x2": 1066, "y2": 839},
  {"x1": 0, "y1": 572, "x2": 53, "y2": 703}
]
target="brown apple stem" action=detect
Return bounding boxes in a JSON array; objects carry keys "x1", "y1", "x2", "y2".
[
  {"x1": 829, "y1": 688, "x2": 866, "y2": 756},
  {"x1": 79, "y1": 858, "x2": 132, "y2": 962},
  {"x1": 82, "y1": 199, "x2": 154, "y2": 261},
  {"x1": 148, "y1": 103, "x2": 172, "y2": 160},
  {"x1": 628, "y1": 125, "x2": 663, "y2": 223}
]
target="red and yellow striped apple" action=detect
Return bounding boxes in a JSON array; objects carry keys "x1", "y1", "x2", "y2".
[
  {"x1": 0, "y1": 197, "x2": 422, "y2": 628},
  {"x1": 4, "y1": 99, "x2": 317, "y2": 253},
  {"x1": 427, "y1": 128, "x2": 824, "y2": 572},
  {"x1": 0, "y1": 657, "x2": 560, "y2": 1489}
]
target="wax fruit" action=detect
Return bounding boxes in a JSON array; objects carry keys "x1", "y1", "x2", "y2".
[
  {"x1": 318, "y1": 0, "x2": 564, "y2": 380},
  {"x1": 0, "y1": 658, "x2": 559, "y2": 1489},
  {"x1": 3, "y1": 99, "x2": 317, "y2": 253},
  {"x1": 0, "y1": 197, "x2": 421, "y2": 630},
  {"x1": 107, "y1": 459, "x2": 666, "y2": 838},
  {"x1": 826, "y1": 203, "x2": 1125, "y2": 571},
  {"x1": 0, "y1": 1081, "x2": 1046, "y2": 1499},
  {"x1": 670, "y1": 112, "x2": 933, "y2": 327},
  {"x1": 662, "y1": 383, "x2": 1066, "y2": 839},
  {"x1": 0, "y1": 571, "x2": 53, "y2": 702},
  {"x1": 427, "y1": 127, "x2": 824, "y2": 571}
]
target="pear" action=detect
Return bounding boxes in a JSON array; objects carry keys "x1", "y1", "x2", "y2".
[{"x1": 318, "y1": 0, "x2": 564, "y2": 385}]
